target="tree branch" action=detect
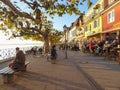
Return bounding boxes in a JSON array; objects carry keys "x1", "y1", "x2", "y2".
[
  {"x1": 20, "y1": 0, "x2": 33, "y2": 9},
  {"x1": 29, "y1": 27, "x2": 44, "y2": 35},
  {"x1": 0, "y1": 0, "x2": 34, "y2": 20}
]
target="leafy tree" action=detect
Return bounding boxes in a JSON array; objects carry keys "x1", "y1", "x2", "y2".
[
  {"x1": 49, "y1": 30, "x2": 63, "y2": 47},
  {"x1": 0, "y1": 0, "x2": 92, "y2": 53}
]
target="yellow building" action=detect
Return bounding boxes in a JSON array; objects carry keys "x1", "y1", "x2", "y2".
[{"x1": 83, "y1": 0, "x2": 104, "y2": 41}]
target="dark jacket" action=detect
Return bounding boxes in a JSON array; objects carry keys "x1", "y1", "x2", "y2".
[
  {"x1": 51, "y1": 48, "x2": 57, "y2": 60},
  {"x1": 12, "y1": 50, "x2": 25, "y2": 69},
  {"x1": 15, "y1": 50, "x2": 25, "y2": 64}
]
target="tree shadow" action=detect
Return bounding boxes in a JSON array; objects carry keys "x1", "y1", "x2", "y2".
[
  {"x1": 0, "y1": 83, "x2": 32, "y2": 90},
  {"x1": 18, "y1": 71, "x2": 92, "y2": 90}
]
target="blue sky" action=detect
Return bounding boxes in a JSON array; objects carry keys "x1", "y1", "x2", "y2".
[
  {"x1": 49, "y1": 0, "x2": 98, "y2": 31},
  {"x1": 10, "y1": 0, "x2": 97, "y2": 31}
]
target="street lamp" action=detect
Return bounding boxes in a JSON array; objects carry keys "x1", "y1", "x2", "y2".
[{"x1": 63, "y1": 25, "x2": 68, "y2": 59}]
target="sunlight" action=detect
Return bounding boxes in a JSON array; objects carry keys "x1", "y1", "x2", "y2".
[{"x1": 0, "y1": 31, "x2": 43, "y2": 45}]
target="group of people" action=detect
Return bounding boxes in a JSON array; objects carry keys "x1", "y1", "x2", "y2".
[
  {"x1": 59, "y1": 44, "x2": 79, "y2": 51},
  {"x1": 79, "y1": 39, "x2": 119, "y2": 56},
  {"x1": 31, "y1": 47, "x2": 43, "y2": 55},
  {"x1": 58, "y1": 39, "x2": 119, "y2": 56}
]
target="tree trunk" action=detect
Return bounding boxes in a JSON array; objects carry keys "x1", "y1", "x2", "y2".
[
  {"x1": 49, "y1": 38, "x2": 53, "y2": 49},
  {"x1": 43, "y1": 36, "x2": 49, "y2": 54}
]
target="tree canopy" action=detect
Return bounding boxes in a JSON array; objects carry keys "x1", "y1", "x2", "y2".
[
  {"x1": 0, "y1": 0, "x2": 92, "y2": 19},
  {"x1": 0, "y1": 0, "x2": 93, "y2": 53}
]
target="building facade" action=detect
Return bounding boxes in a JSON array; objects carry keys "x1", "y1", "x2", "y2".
[
  {"x1": 102, "y1": 0, "x2": 120, "y2": 43},
  {"x1": 84, "y1": 0, "x2": 104, "y2": 41},
  {"x1": 61, "y1": 0, "x2": 120, "y2": 47}
]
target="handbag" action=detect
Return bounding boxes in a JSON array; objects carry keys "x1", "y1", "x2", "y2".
[{"x1": 8, "y1": 62, "x2": 14, "y2": 67}]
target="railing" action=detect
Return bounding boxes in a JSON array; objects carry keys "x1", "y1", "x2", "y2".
[{"x1": 0, "y1": 47, "x2": 32, "y2": 60}]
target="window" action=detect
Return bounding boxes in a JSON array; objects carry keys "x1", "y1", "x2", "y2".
[
  {"x1": 89, "y1": 24, "x2": 91, "y2": 31},
  {"x1": 93, "y1": 19, "x2": 100, "y2": 28},
  {"x1": 72, "y1": 30, "x2": 76, "y2": 37},
  {"x1": 94, "y1": 20, "x2": 97, "y2": 28},
  {"x1": 84, "y1": 26, "x2": 88, "y2": 32},
  {"x1": 109, "y1": 0, "x2": 114, "y2": 4},
  {"x1": 108, "y1": 10, "x2": 115, "y2": 23}
]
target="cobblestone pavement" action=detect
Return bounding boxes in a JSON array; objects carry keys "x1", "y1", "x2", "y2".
[{"x1": 0, "y1": 50, "x2": 120, "y2": 90}]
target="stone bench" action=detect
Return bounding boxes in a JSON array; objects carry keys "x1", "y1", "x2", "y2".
[{"x1": 0, "y1": 61, "x2": 30, "y2": 85}]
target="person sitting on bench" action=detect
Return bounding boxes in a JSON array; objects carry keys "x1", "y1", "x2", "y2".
[{"x1": 9, "y1": 47, "x2": 26, "y2": 71}]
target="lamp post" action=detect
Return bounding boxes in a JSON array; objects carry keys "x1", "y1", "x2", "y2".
[{"x1": 63, "y1": 25, "x2": 68, "y2": 59}]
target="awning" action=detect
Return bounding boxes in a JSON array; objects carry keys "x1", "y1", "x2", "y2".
[
  {"x1": 87, "y1": 32, "x2": 101, "y2": 37},
  {"x1": 102, "y1": 27, "x2": 120, "y2": 33}
]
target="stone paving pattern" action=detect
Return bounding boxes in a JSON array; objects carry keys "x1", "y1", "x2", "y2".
[{"x1": 0, "y1": 50, "x2": 120, "y2": 90}]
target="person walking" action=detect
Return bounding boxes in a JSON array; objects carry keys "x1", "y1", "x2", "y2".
[{"x1": 50, "y1": 45, "x2": 57, "y2": 64}]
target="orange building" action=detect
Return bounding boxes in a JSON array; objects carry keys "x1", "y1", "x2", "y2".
[{"x1": 102, "y1": 0, "x2": 120, "y2": 43}]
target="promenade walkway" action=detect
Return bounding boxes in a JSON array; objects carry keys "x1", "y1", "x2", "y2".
[{"x1": 0, "y1": 50, "x2": 120, "y2": 90}]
